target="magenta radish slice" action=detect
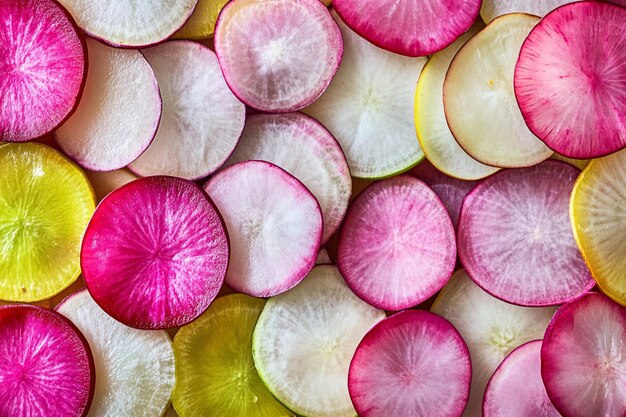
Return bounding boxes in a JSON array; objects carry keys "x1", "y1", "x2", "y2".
[
  {"x1": 0, "y1": 0, "x2": 85, "y2": 142},
  {"x1": 515, "y1": 1, "x2": 626, "y2": 159},
  {"x1": 214, "y1": 0, "x2": 342, "y2": 112},
  {"x1": 348, "y1": 310, "x2": 471, "y2": 417},
  {"x1": 0, "y1": 305, "x2": 94, "y2": 417},
  {"x1": 542, "y1": 292, "x2": 626, "y2": 417},
  {"x1": 337, "y1": 175, "x2": 456, "y2": 310},
  {"x1": 205, "y1": 161, "x2": 322, "y2": 297},
  {"x1": 81, "y1": 176, "x2": 229, "y2": 329}
]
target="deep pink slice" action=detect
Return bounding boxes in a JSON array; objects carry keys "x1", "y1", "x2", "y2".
[
  {"x1": 81, "y1": 176, "x2": 229, "y2": 330},
  {"x1": 0, "y1": 0, "x2": 86, "y2": 142},
  {"x1": 515, "y1": 1, "x2": 626, "y2": 159},
  {"x1": 458, "y1": 160, "x2": 595, "y2": 306},
  {"x1": 337, "y1": 175, "x2": 456, "y2": 310},
  {"x1": 0, "y1": 305, "x2": 94, "y2": 417},
  {"x1": 348, "y1": 310, "x2": 471, "y2": 417}
]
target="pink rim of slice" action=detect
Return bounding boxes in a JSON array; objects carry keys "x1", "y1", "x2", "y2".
[
  {"x1": 0, "y1": 0, "x2": 86, "y2": 142},
  {"x1": 205, "y1": 161, "x2": 323, "y2": 297},
  {"x1": 0, "y1": 305, "x2": 95, "y2": 417},
  {"x1": 348, "y1": 310, "x2": 471, "y2": 417},
  {"x1": 81, "y1": 176, "x2": 229, "y2": 330},
  {"x1": 332, "y1": 0, "x2": 481, "y2": 56},
  {"x1": 483, "y1": 340, "x2": 560, "y2": 417},
  {"x1": 458, "y1": 160, "x2": 595, "y2": 306},
  {"x1": 337, "y1": 175, "x2": 456, "y2": 310},
  {"x1": 542, "y1": 292, "x2": 626, "y2": 417},
  {"x1": 514, "y1": 1, "x2": 626, "y2": 159}
]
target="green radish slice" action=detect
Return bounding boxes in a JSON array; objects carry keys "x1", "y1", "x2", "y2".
[{"x1": 253, "y1": 265, "x2": 386, "y2": 417}]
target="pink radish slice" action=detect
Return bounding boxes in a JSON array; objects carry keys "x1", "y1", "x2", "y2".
[
  {"x1": 0, "y1": 0, "x2": 85, "y2": 142},
  {"x1": 0, "y1": 305, "x2": 94, "y2": 417},
  {"x1": 458, "y1": 160, "x2": 594, "y2": 306},
  {"x1": 542, "y1": 292, "x2": 626, "y2": 417},
  {"x1": 348, "y1": 310, "x2": 471, "y2": 417},
  {"x1": 483, "y1": 340, "x2": 560, "y2": 417},
  {"x1": 81, "y1": 176, "x2": 229, "y2": 330},
  {"x1": 205, "y1": 161, "x2": 323, "y2": 297},
  {"x1": 337, "y1": 175, "x2": 456, "y2": 310},
  {"x1": 514, "y1": 1, "x2": 626, "y2": 159},
  {"x1": 214, "y1": 0, "x2": 342, "y2": 112}
]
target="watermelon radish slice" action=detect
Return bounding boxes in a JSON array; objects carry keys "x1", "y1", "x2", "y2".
[
  {"x1": 205, "y1": 161, "x2": 322, "y2": 297},
  {"x1": 56, "y1": 289, "x2": 176, "y2": 417},
  {"x1": 81, "y1": 176, "x2": 229, "y2": 329},
  {"x1": 332, "y1": 0, "x2": 481, "y2": 57},
  {"x1": 0, "y1": 305, "x2": 94, "y2": 417},
  {"x1": 214, "y1": 0, "x2": 342, "y2": 113},
  {"x1": 541, "y1": 292, "x2": 626, "y2": 417},
  {"x1": 458, "y1": 161, "x2": 595, "y2": 306},
  {"x1": 55, "y1": 38, "x2": 161, "y2": 171},
  {"x1": 224, "y1": 112, "x2": 351, "y2": 244},
  {"x1": 338, "y1": 175, "x2": 456, "y2": 310},
  {"x1": 514, "y1": 1, "x2": 626, "y2": 159},
  {"x1": 348, "y1": 310, "x2": 472, "y2": 417},
  {"x1": 253, "y1": 265, "x2": 386, "y2": 417},
  {"x1": 129, "y1": 41, "x2": 245, "y2": 180}
]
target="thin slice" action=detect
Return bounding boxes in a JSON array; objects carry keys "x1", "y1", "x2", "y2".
[
  {"x1": 172, "y1": 0, "x2": 228, "y2": 39},
  {"x1": 205, "y1": 161, "x2": 322, "y2": 297},
  {"x1": 338, "y1": 175, "x2": 456, "y2": 310},
  {"x1": 84, "y1": 168, "x2": 138, "y2": 202},
  {"x1": 253, "y1": 265, "x2": 386, "y2": 417},
  {"x1": 444, "y1": 14, "x2": 552, "y2": 168},
  {"x1": 348, "y1": 310, "x2": 471, "y2": 417}
]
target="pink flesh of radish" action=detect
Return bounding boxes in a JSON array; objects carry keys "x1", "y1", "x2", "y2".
[
  {"x1": 81, "y1": 176, "x2": 229, "y2": 330},
  {"x1": 349, "y1": 310, "x2": 471, "y2": 417}
]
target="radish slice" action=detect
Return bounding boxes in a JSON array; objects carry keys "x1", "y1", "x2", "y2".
[
  {"x1": 81, "y1": 176, "x2": 229, "y2": 329},
  {"x1": 542, "y1": 293, "x2": 626, "y2": 417},
  {"x1": 431, "y1": 269, "x2": 557, "y2": 417},
  {"x1": 56, "y1": 289, "x2": 176, "y2": 417},
  {"x1": 332, "y1": 0, "x2": 481, "y2": 57},
  {"x1": 214, "y1": 0, "x2": 342, "y2": 113},
  {"x1": 224, "y1": 112, "x2": 351, "y2": 244},
  {"x1": 205, "y1": 161, "x2": 322, "y2": 297},
  {"x1": 252, "y1": 265, "x2": 386, "y2": 417},
  {"x1": 0, "y1": 305, "x2": 94, "y2": 417},
  {"x1": 444, "y1": 14, "x2": 552, "y2": 168},
  {"x1": 458, "y1": 161, "x2": 595, "y2": 306},
  {"x1": 55, "y1": 38, "x2": 161, "y2": 171},
  {"x1": 514, "y1": 1, "x2": 626, "y2": 159},
  {"x1": 348, "y1": 310, "x2": 472, "y2": 417},
  {"x1": 305, "y1": 12, "x2": 427, "y2": 178},
  {"x1": 0, "y1": 0, "x2": 86, "y2": 142}
]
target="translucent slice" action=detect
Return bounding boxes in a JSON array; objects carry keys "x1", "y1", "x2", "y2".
[
  {"x1": 84, "y1": 168, "x2": 138, "y2": 202},
  {"x1": 172, "y1": 0, "x2": 228, "y2": 39}
]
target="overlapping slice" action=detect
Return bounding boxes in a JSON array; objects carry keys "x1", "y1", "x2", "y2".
[{"x1": 173, "y1": 0, "x2": 228, "y2": 39}]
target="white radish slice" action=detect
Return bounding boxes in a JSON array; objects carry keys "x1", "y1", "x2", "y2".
[
  {"x1": 129, "y1": 41, "x2": 245, "y2": 180},
  {"x1": 55, "y1": 38, "x2": 161, "y2": 171},
  {"x1": 481, "y1": 0, "x2": 626, "y2": 22},
  {"x1": 214, "y1": 0, "x2": 342, "y2": 113},
  {"x1": 252, "y1": 265, "x2": 386, "y2": 417},
  {"x1": 224, "y1": 112, "x2": 351, "y2": 243},
  {"x1": 304, "y1": 11, "x2": 427, "y2": 179},
  {"x1": 205, "y1": 161, "x2": 323, "y2": 297},
  {"x1": 443, "y1": 14, "x2": 552, "y2": 168},
  {"x1": 431, "y1": 269, "x2": 557, "y2": 417}
]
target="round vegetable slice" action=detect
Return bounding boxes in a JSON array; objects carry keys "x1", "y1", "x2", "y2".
[
  {"x1": 0, "y1": 0, "x2": 86, "y2": 142},
  {"x1": 458, "y1": 161, "x2": 595, "y2": 306},
  {"x1": 0, "y1": 143, "x2": 95, "y2": 302},
  {"x1": 56, "y1": 289, "x2": 176, "y2": 417},
  {"x1": 348, "y1": 310, "x2": 471, "y2": 417},
  {"x1": 253, "y1": 265, "x2": 386, "y2": 417},
  {"x1": 338, "y1": 175, "x2": 456, "y2": 310},
  {"x1": 172, "y1": 0, "x2": 228, "y2": 39},
  {"x1": 81, "y1": 176, "x2": 229, "y2": 329},
  {"x1": 542, "y1": 292, "x2": 626, "y2": 417},
  {"x1": 214, "y1": 0, "x2": 342, "y2": 112},
  {"x1": 514, "y1": 1, "x2": 626, "y2": 159},
  {"x1": 224, "y1": 112, "x2": 351, "y2": 244},
  {"x1": 444, "y1": 14, "x2": 552, "y2": 168}
]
